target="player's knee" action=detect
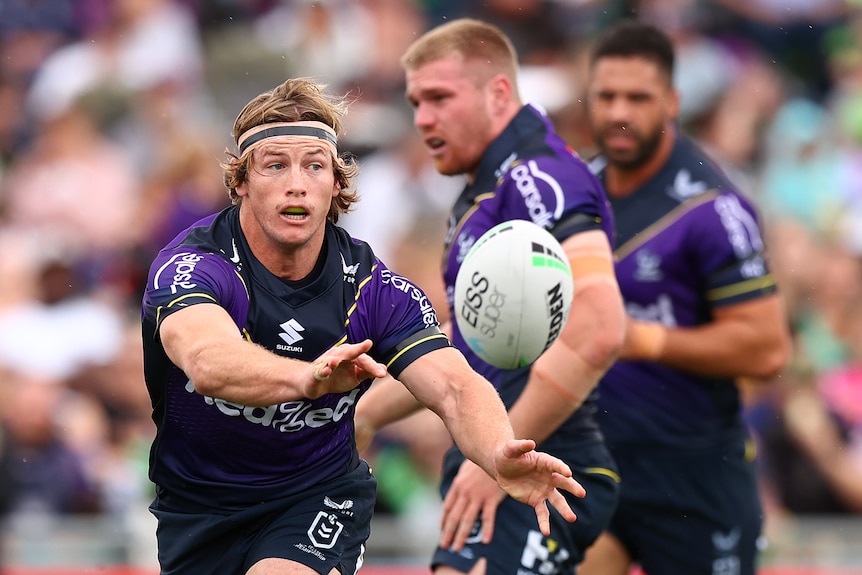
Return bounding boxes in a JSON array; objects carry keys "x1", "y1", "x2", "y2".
[{"x1": 580, "y1": 532, "x2": 631, "y2": 575}]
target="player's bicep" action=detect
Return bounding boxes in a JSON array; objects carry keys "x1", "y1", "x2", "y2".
[
  {"x1": 712, "y1": 294, "x2": 790, "y2": 346},
  {"x1": 711, "y1": 294, "x2": 791, "y2": 378},
  {"x1": 160, "y1": 303, "x2": 244, "y2": 372}
]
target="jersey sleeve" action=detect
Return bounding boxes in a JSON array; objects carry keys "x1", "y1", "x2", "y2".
[
  {"x1": 348, "y1": 261, "x2": 452, "y2": 379},
  {"x1": 690, "y1": 192, "x2": 777, "y2": 308},
  {"x1": 142, "y1": 248, "x2": 249, "y2": 333}
]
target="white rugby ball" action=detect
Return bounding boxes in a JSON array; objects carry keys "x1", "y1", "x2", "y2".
[{"x1": 453, "y1": 220, "x2": 573, "y2": 369}]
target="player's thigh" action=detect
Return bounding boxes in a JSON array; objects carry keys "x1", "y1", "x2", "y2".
[
  {"x1": 436, "y1": 558, "x2": 487, "y2": 575},
  {"x1": 246, "y1": 559, "x2": 341, "y2": 575},
  {"x1": 245, "y1": 460, "x2": 377, "y2": 574},
  {"x1": 613, "y1": 442, "x2": 762, "y2": 575},
  {"x1": 578, "y1": 531, "x2": 632, "y2": 575},
  {"x1": 627, "y1": 504, "x2": 761, "y2": 575}
]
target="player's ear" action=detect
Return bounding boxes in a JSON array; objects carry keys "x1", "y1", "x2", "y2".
[
  {"x1": 235, "y1": 178, "x2": 249, "y2": 198},
  {"x1": 489, "y1": 73, "x2": 512, "y2": 114},
  {"x1": 333, "y1": 156, "x2": 345, "y2": 197}
]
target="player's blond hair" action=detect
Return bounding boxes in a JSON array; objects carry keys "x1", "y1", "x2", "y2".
[
  {"x1": 221, "y1": 78, "x2": 359, "y2": 222},
  {"x1": 401, "y1": 18, "x2": 519, "y2": 87}
]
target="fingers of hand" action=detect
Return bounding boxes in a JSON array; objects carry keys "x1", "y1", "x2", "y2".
[
  {"x1": 440, "y1": 494, "x2": 468, "y2": 549},
  {"x1": 534, "y1": 501, "x2": 551, "y2": 536},
  {"x1": 354, "y1": 339, "x2": 374, "y2": 354},
  {"x1": 481, "y1": 500, "x2": 498, "y2": 544},
  {"x1": 503, "y1": 438, "x2": 536, "y2": 460},
  {"x1": 354, "y1": 354, "x2": 387, "y2": 379},
  {"x1": 555, "y1": 472, "x2": 586, "y2": 499},
  {"x1": 548, "y1": 488, "x2": 577, "y2": 523},
  {"x1": 451, "y1": 502, "x2": 481, "y2": 552}
]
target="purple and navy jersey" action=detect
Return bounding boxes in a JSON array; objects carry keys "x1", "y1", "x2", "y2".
[
  {"x1": 593, "y1": 135, "x2": 777, "y2": 450},
  {"x1": 445, "y1": 105, "x2": 614, "y2": 449},
  {"x1": 141, "y1": 206, "x2": 450, "y2": 511}
]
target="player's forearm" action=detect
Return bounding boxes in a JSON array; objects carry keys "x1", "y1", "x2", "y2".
[
  {"x1": 400, "y1": 348, "x2": 514, "y2": 479},
  {"x1": 439, "y1": 381, "x2": 515, "y2": 479},
  {"x1": 627, "y1": 319, "x2": 788, "y2": 378},
  {"x1": 661, "y1": 325, "x2": 785, "y2": 377},
  {"x1": 161, "y1": 305, "x2": 314, "y2": 406},
  {"x1": 507, "y1": 282, "x2": 625, "y2": 444},
  {"x1": 180, "y1": 337, "x2": 314, "y2": 406},
  {"x1": 623, "y1": 294, "x2": 790, "y2": 378},
  {"x1": 508, "y1": 348, "x2": 605, "y2": 445}
]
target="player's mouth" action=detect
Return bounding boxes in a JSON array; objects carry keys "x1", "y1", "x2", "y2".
[
  {"x1": 603, "y1": 129, "x2": 636, "y2": 151},
  {"x1": 281, "y1": 207, "x2": 309, "y2": 221},
  {"x1": 425, "y1": 137, "x2": 446, "y2": 156}
]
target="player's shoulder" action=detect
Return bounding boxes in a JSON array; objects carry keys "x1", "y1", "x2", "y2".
[
  {"x1": 500, "y1": 146, "x2": 601, "y2": 200},
  {"x1": 147, "y1": 208, "x2": 240, "y2": 280}
]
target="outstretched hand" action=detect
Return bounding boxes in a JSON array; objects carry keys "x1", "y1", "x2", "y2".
[
  {"x1": 305, "y1": 339, "x2": 387, "y2": 399},
  {"x1": 493, "y1": 439, "x2": 585, "y2": 537},
  {"x1": 440, "y1": 459, "x2": 506, "y2": 551}
]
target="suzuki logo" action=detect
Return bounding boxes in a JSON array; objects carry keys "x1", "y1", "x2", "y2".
[{"x1": 279, "y1": 319, "x2": 305, "y2": 345}]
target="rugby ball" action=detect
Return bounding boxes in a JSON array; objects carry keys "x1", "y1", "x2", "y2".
[{"x1": 453, "y1": 220, "x2": 573, "y2": 369}]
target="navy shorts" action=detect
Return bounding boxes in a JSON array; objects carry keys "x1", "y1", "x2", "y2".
[
  {"x1": 150, "y1": 460, "x2": 377, "y2": 575},
  {"x1": 432, "y1": 442, "x2": 620, "y2": 575},
  {"x1": 607, "y1": 437, "x2": 763, "y2": 575}
]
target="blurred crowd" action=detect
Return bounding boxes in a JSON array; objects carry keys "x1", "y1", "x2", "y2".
[{"x1": 2, "y1": 0, "x2": 862, "y2": 564}]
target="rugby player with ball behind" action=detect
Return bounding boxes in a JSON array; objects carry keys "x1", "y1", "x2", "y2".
[{"x1": 355, "y1": 18, "x2": 626, "y2": 575}]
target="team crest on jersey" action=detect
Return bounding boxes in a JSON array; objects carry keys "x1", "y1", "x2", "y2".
[
  {"x1": 633, "y1": 249, "x2": 663, "y2": 282},
  {"x1": 456, "y1": 233, "x2": 476, "y2": 263},
  {"x1": 307, "y1": 511, "x2": 344, "y2": 549}
]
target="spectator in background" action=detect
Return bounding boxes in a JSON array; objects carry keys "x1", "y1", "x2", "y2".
[
  {"x1": 0, "y1": 242, "x2": 125, "y2": 382},
  {"x1": 749, "y1": 370, "x2": 862, "y2": 517},
  {"x1": 252, "y1": 0, "x2": 375, "y2": 94},
  {"x1": 0, "y1": 0, "x2": 79, "y2": 166},
  {"x1": 746, "y1": 232, "x2": 862, "y2": 517},
  {"x1": 759, "y1": 98, "x2": 859, "y2": 235},
  {"x1": 25, "y1": 0, "x2": 204, "y2": 123},
  {"x1": 0, "y1": 374, "x2": 102, "y2": 520},
  {"x1": 711, "y1": 0, "x2": 850, "y2": 101},
  {"x1": 0, "y1": 97, "x2": 141, "y2": 289}
]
